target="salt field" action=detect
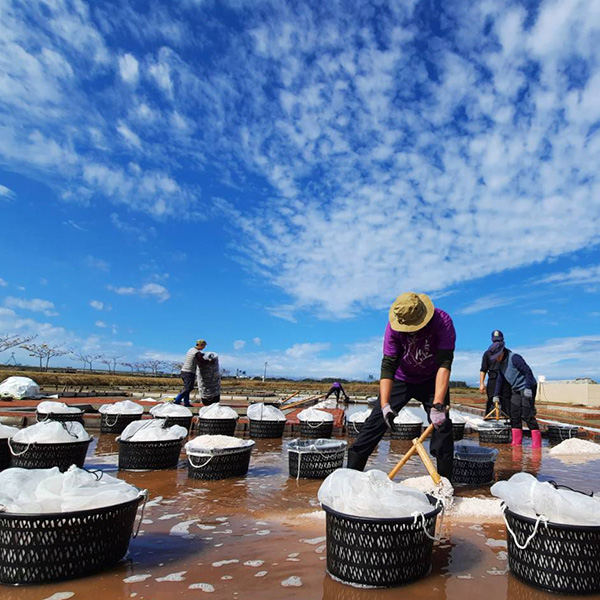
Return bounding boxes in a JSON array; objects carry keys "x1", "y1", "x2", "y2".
[{"x1": 3, "y1": 426, "x2": 600, "y2": 600}]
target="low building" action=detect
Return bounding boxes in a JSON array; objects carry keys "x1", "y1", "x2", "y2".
[{"x1": 537, "y1": 378, "x2": 600, "y2": 408}]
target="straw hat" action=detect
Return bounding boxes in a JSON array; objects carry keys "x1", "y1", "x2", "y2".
[{"x1": 388, "y1": 292, "x2": 435, "y2": 332}]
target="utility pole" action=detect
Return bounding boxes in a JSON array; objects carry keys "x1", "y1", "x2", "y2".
[{"x1": 263, "y1": 361, "x2": 268, "y2": 382}]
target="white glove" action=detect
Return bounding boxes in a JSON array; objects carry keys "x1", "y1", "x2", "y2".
[
  {"x1": 523, "y1": 388, "x2": 533, "y2": 399},
  {"x1": 430, "y1": 404, "x2": 446, "y2": 428},
  {"x1": 492, "y1": 396, "x2": 500, "y2": 404}
]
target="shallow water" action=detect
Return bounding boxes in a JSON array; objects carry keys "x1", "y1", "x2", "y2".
[{"x1": 5, "y1": 431, "x2": 600, "y2": 600}]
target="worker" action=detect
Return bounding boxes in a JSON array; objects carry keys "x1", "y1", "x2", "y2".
[
  {"x1": 488, "y1": 341, "x2": 541, "y2": 448},
  {"x1": 347, "y1": 292, "x2": 456, "y2": 479},
  {"x1": 174, "y1": 339, "x2": 207, "y2": 407},
  {"x1": 324, "y1": 381, "x2": 350, "y2": 403},
  {"x1": 480, "y1": 330, "x2": 512, "y2": 417}
]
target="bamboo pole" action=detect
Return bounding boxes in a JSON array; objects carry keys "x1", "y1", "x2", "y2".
[
  {"x1": 388, "y1": 423, "x2": 434, "y2": 480},
  {"x1": 281, "y1": 393, "x2": 326, "y2": 412}
]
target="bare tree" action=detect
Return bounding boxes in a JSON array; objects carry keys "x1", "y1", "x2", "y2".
[
  {"x1": 144, "y1": 359, "x2": 165, "y2": 375},
  {"x1": 171, "y1": 361, "x2": 183, "y2": 374},
  {"x1": 109, "y1": 354, "x2": 125, "y2": 373},
  {"x1": 21, "y1": 343, "x2": 68, "y2": 370},
  {"x1": 71, "y1": 349, "x2": 91, "y2": 371},
  {"x1": 99, "y1": 356, "x2": 113, "y2": 373},
  {"x1": 121, "y1": 361, "x2": 137, "y2": 373},
  {"x1": 1, "y1": 333, "x2": 36, "y2": 354}
]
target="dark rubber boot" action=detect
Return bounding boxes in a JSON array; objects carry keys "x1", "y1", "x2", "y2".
[
  {"x1": 346, "y1": 449, "x2": 369, "y2": 471},
  {"x1": 437, "y1": 457, "x2": 453, "y2": 481}
]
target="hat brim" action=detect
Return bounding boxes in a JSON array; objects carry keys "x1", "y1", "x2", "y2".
[{"x1": 388, "y1": 293, "x2": 435, "y2": 332}]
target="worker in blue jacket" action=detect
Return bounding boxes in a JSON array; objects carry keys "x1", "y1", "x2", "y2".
[{"x1": 487, "y1": 341, "x2": 541, "y2": 448}]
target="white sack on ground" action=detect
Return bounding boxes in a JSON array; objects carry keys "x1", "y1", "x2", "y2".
[
  {"x1": 0, "y1": 466, "x2": 142, "y2": 514},
  {"x1": 99, "y1": 400, "x2": 144, "y2": 415},
  {"x1": 37, "y1": 401, "x2": 82, "y2": 414},
  {"x1": 150, "y1": 402, "x2": 193, "y2": 417},
  {"x1": 318, "y1": 468, "x2": 434, "y2": 518},
  {"x1": 348, "y1": 409, "x2": 372, "y2": 423},
  {"x1": 121, "y1": 419, "x2": 187, "y2": 442},
  {"x1": 247, "y1": 403, "x2": 286, "y2": 422},
  {"x1": 394, "y1": 407, "x2": 424, "y2": 425},
  {"x1": 197, "y1": 353, "x2": 221, "y2": 399},
  {"x1": 314, "y1": 398, "x2": 337, "y2": 409},
  {"x1": 448, "y1": 410, "x2": 467, "y2": 424},
  {"x1": 0, "y1": 376, "x2": 40, "y2": 399},
  {"x1": 13, "y1": 421, "x2": 91, "y2": 444},
  {"x1": 198, "y1": 404, "x2": 238, "y2": 420},
  {"x1": 0, "y1": 423, "x2": 19, "y2": 439},
  {"x1": 549, "y1": 438, "x2": 600, "y2": 456},
  {"x1": 297, "y1": 407, "x2": 334, "y2": 423},
  {"x1": 185, "y1": 435, "x2": 253, "y2": 454},
  {"x1": 491, "y1": 472, "x2": 600, "y2": 526}
]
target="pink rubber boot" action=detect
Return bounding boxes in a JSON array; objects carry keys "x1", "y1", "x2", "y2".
[
  {"x1": 531, "y1": 429, "x2": 542, "y2": 449},
  {"x1": 511, "y1": 428, "x2": 523, "y2": 446}
]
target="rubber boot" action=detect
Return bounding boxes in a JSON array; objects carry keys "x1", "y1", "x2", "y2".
[
  {"x1": 511, "y1": 428, "x2": 523, "y2": 446},
  {"x1": 346, "y1": 449, "x2": 369, "y2": 472},
  {"x1": 531, "y1": 429, "x2": 542, "y2": 449}
]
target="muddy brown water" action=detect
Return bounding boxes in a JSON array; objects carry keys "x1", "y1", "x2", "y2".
[{"x1": 4, "y1": 432, "x2": 600, "y2": 600}]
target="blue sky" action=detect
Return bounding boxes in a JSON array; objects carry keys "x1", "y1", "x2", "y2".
[{"x1": 1, "y1": 0, "x2": 600, "y2": 383}]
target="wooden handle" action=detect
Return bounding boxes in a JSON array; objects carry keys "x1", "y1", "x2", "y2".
[
  {"x1": 388, "y1": 423, "x2": 434, "y2": 480},
  {"x1": 413, "y1": 438, "x2": 441, "y2": 485},
  {"x1": 280, "y1": 391, "x2": 300, "y2": 404},
  {"x1": 281, "y1": 394, "x2": 326, "y2": 412}
]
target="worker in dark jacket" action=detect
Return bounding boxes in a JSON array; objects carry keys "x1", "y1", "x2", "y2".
[
  {"x1": 488, "y1": 341, "x2": 540, "y2": 448},
  {"x1": 480, "y1": 330, "x2": 512, "y2": 417},
  {"x1": 324, "y1": 381, "x2": 349, "y2": 403},
  {"x1": 347, "y1": 292, "x2": 456, "y2": 479}
]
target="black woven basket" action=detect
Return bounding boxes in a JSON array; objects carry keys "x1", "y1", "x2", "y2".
[
  {"x1": 346, "y1": 421, "x2": 365, "y2": 437},
  {"x1": 324, "y1": 496, "x2": 442, "y2": 587},
  {"x1": 187, "y1": 444, "x2": 254, "y2": 480},
  {"x1": 288, "y1": 444, "x2": 346, "y2": 479},
  {"x1": 0, "y1": 438, "x2": 10, "y2": 471},
  {"x1": 299, "y1": 421, "x2": 334, "y2": 439},
  {"x1": 197, "y1": 418, "x2": 237, "y2": 437},
  {"x1": 546, "y1": 425, "x2": 580, "y2": 443},
  {"x1": 391, "y1": 423, "x2": 422, "y2": 440},
  {"x1": 153, "y1": 415, "x2": 193, "y2": 433},
  {"x1": 248, "y1": 419, "x2": 286, "y2": 439},
  {"x1": 9, "y1": 439, "x2": 92, "y2": 472},
  {"x1": 0, "y1": 496, "x2": 143, "y2": 585},
  {"x1": 100, "y1": 413, "x2": 143, "y2": 434},
  {"x1": 452, "y1": 423, "x2": 466, "y2": 441},
  {"x1": 478, "y1": 425, "x2": 511, "y2": 444},
  {"x1": 504, "y1": 507, "x2": 600, "y2": 594},
  {"x1": 36, "y1": 411, "x2": 84, "y2": 425},
  {"x1": 118, "y1": 438, "x2": 183, "y2": 470},
  {"x1": 453, "y1": 459, "x2": 494, "y2": 485}
]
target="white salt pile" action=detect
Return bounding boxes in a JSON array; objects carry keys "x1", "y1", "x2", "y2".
[
  {"x1": 185, "y1": 435, "x2": 253, "y2": 454},
  {"x1": 402, "y1": 475, "x2": 454, "y2": 510},
  {"x1": 0, "y1": 466, "x2": 142, "y2": 513},
  {"x1": 121, "y1": 420, "x2": 187, "y2": 442},
  {"x1": 394, "y1": 407, "x2": 424, "y2": 425},
  {"x1": 348, "y1": 409, "x2": 371, "y2": 423},
  {"x1": 449, "y1": 497, "x2": 503, "y2": 520},
  {"x1": 13, "y1": 421, "x2": 90, "y2": 443},
  {"x1": 297, "y1": 407, "x2": 334, "y2": 422},
  {"x1": 247, "y1": 403, "x2": 286, "y2": 422},
  {"x1": 0, "y1": 376, "x2": 40, "y2": 399},
  {"x1": 198, "y1": 404, "x2": 238, "y2": 420},
  {"x1": 318, "y1": 468, "x2": 434, "y2": 518},
  {"x1": 491, "y1": 472, "x2": 600, "y2": 526},
  {"x1": 99, "y1": 400, "x2": 144, "y2": 415},
  {"x1": 150, "y1": 402, "x2": 193, "y2": 417},
  {"x1": 549, "y1": 438, "x2": 600, "y2": 456},
  {"x1": 0, "y1": 423, "x2": 19, "y2": 439},
  {"x1": 37, "y1": 401, "x2": 82, "y2": 414},
  {"x1": 314, "y1": 398, "x2": 337, "y2": 409}
]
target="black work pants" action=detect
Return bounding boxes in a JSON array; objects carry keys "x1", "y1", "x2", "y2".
[
  {"x1": 486, "y1": 375, "x2": 512, "y2": 417},
  {"x1": 510, "y1": 387, "x2": 539, "y2": 430},
  {"x1": 201, "y1": 395, "x2": 220, "y2": 406},
  {"x1": 325, "y1": 387, "x2": 342, "y2": 401},
  {"x1": 175, "y1": 371, "x2": 196, "y2": 406},
  {"x1": 347, "y1": 378, "x2": 453, "y2": 479}
]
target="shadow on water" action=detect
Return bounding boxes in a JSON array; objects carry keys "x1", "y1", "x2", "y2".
[{"x1": 128, "y1": 532, "x2": 206, "y2": 568}]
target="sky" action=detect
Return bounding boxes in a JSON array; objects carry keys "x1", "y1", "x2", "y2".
[{"x1": 1, "y1": 0, "x2": 600, "y2": 384}]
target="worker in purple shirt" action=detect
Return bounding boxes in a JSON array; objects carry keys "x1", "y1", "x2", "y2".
[
  {"x1": 487, "y1": 341, "x2": 541, "y2": 448},
  {"x1": 324, "y1": 381, "x2": 349, "y2": 403},
  {"x1": 347, "y1": 292, "x2": 456, "y2": 479}
]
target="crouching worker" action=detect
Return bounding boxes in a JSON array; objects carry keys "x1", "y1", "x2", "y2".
[
  {"x1": 488, "y1": 341, "x2": 540, "y2": 448},
  {"x1": 347, "y1": 292, "x2": 456, "y2": 479},
  {"x1": 324, "y1": 381, "x2": 350, "y2": 403}
]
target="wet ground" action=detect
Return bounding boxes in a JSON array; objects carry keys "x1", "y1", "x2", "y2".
[{"x1": 4, "y1": 429, "x2": 600, "y2": 600}]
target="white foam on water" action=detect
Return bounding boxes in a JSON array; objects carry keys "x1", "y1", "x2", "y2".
[
  {"x1": 170, "y1": 519, "x2": 199, "y2": 537},
  {"x1": 256, "y1": 520, "x2": 268, "y2": 525},
  {"x1": 141, "y1": 519, "x2": 153, "y2": 524},
  {"x1": 243, "y1": 560, "x2": 264, "y2": 567},
  {"x1": 158, "y1": 513, "x2": 185, "y2": 520},
  {"x1": 188, "y1": 583, "x2": 215, "y2": 592},
  {"x1": 300, "y1": 536, "x2": 326, "y2": 545},
  {"x1": 281, "y1": 576, "x2": 302, "y2": 587},
  {"x1": 156, "y1": 571, "x2": 187, "y2": 582},
  {"x1": 146, "y1": 496, "x2": 163, "y2": 507},
  {"x1": 286, "y1": 558, "x2": 300, "y2": 562},
  {"x1": 497, "y1": 551, "x2": 508, "y2": 561},
  {"x1": 486, "y1": 539, "x2": 507, "y2": 548},
  {"x1": 256, "y1": 530, "x2": 270, "y2": 536},
  {"x1": 42, "y1": 593, "x2": 75, "y2": 600},
  {"x1": 123, "y1": 574, "x2": 152, "y2": 583},
  {"x1": 297, "y1": 511, "x2": 325, "y2": 521},
  {"x1": 255, "y1": 571, "x2": 268, "y2": 577},
  {"x1": 457, "y1": 575, "x2": 474, "y2": 579},
  {"x1": 221, "y1": 575, "x2": 233, "y2": 580},
  {"x1": 315, "y1": 544, "x2": 326, "y2": 554},
  {"x1": 197, "y1": 524, "x2": 216, "y2": 530},
  {"x1": 215, "y1": 516, "x2": 229, "y2": 522},
  {"x1": 212, "y1": 560, "x2": 239, "y2": 567},
  {"x1": 287, "y1": 553, "x2": 299, "y2": 558}
]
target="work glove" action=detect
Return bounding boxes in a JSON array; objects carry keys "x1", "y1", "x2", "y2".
[
  {"x1": 523, "y1": 388, "x2": 533, "y2": 399},
  {"x1": 492, "y1": 396, "x2": 500, "y2": 405},
  {"x1": 381, "y1": 404, "x2": 397, "y2": 429},
  {"x1": 430, "y1": 403, "x2": 446, "y2": 428}
]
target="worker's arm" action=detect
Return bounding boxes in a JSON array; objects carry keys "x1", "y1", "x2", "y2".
[
  {"x1": 493, "y1": 370, "x2": 505, "y2": 398},
  {"x1": 479, "y1": 352, "x2": 489, "y2": 393},
  {"x1": 380, "y1": 354, "x2": 400, "y2": 407},
  {"x1": 512, "y1": 354, "x2": 536, "y2": 390},
  {"x1": 433, "y1": 367, "x2": 451, "y2": 406},
  {"x1": 479, "y1": 371, "x2": 487, "y2": 393}
]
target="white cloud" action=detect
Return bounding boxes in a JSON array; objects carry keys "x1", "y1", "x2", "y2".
[
  {"x1": 89, "y1": 300, "x2": 109, "y2": 311},
  {"x1": 118, "y1": 53, "x2": 139, "y2": 85},
  {"x1": 0, "y1": 184, "x2": 16, "y2": 200},
  {"x1": 4, "y1": 296, "x2": 58, "y2": 317},
  {"x1": 253, "y1": 337, "x2": 261, "y2": 346},
  {"x1": 537, "y1": 264, "x2": 600, "y2": 287},
  {"x1": 95, "y1": 320, "x2": 107, "y2": 328},
  {"x1": 108, "y1": 282, "x2": 170, "y2": 303},
  {"x1": 459, "y1": 294, "x2": 516, "y2": 315},
  {"x1": 84, "y1": 255, "x2": 109, "y2": 272},
  {"x1": 233, "y1": 340, "x2": 246, "y2": 351},
  {"x1": 117, "y1": 123, "x2": 142, "y2": 149},
  {"x1": 0, "y1": 278, "x2": 7, "y2": 287}
]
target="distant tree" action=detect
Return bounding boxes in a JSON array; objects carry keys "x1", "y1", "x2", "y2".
[
  {"x1": 21, "y1": 343, "x2": 68, "y2": 370},
  {"x1": 100, "y1": 354, "x2": 124, "y2": 374},
  {"x1": 99, "y1": 356, "x2": 113, "y2": 373},
  {"x1": 171, "y1": 362, "x2": 183, "y2": 374},
  {"x1": 70, "y1": 350, "x2": 102, "y2": 371},
  {"x1": 120, "y1": 361, "x2": 137, "y2": 373},
  {"x1": 221, "y1": 368, "x2": 231, "y2": 377},
  {"x1": 143, "y1": 359, "x2": 165, "y2": 375},
  {"x1": 0, "y1": 333, "x2": 36, "y2": 354}
]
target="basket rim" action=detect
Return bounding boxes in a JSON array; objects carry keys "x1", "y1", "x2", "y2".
[
  {"x1": 10, "y1": 437, "x2": 93, "y2": 447},
  {"x1": 0, "y1": 493, "x2": 143, "y2": 520},
  {"x1": 322, "y1": 494, "x2": 441, "y2": 524},
  {"x1": 117, "y1": 436, "x2": 185, "y2": 445},
  {"x1": 186, "y1": 440, "x2": 255, "y2": 456},
  {"x1": 197, "y1": 416, "x2": 239, "y2": 421},
  {"x1": 504, "y1": 506, "x2": 600, "y2": 532},
  {"x1": 36, "y1": 409, "x2": 85, "y2": 417},
  {"x1": 248, "y1": 418, "x2": 286, "y2": 423}
]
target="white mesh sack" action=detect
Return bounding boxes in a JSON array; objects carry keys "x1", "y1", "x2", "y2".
[
  {"x1": 99, "y1": 400, "x2": 144, "y2": 415},
  {"x1": 0, "y1": 423, "x2": 19, "y2": 439},
  {"x1": 448, "y1": 410, "x2": 467, "y2": 424},
  {"x1": 394, "y1": 407, "x2": 424, "y2": 425},
  {"x1": 120, "y1": 419, "x2": 187, "y2": 442},
  {"x1": 37, "y1": 401, "x2": 82, "y2": 414},
  {"x1": 0, "y1": 377, "x2": 40, "y2": 399},
  {"x1": 150, "y1": 402, "x2": 193, "y2": 417},
  {"x1": 12, "y1": 421, "x2": 91, "y2": 444},
  {"x1": 185, "y1": 435, "x2": 253, "y2": 454},
  {"x1": 297, "y1": 407, "x2": 334, "y2": 423},
  {"x1": 197, "y1": 404, "x2": 238, "y2": 420},
  {"x1": 348, "y1": 409, "x2": 372, "y2": 423},
  {"x1": 247, "y1": 403, "x2": 286, "y2": 421}
]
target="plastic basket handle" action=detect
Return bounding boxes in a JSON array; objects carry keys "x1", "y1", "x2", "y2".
[
  {"x1": 133, "y1": 490, "x2": 149, "y2": 538},
  {"x1": 37, "y1": 412, "x2": 49, "y2": 422},
  {"x1": 305, "y1": 420, "x2": 328, "y2": 429},
  {"x1": 502, "y1": 508, "x2": 548, "y2": 550},
  {"x1": 105, "y1": 414, "x2": 120, "y2": 428},
  {"x1": 412, "y1": 498, "x2": 445, "y2": 541},
  {"x1": 8, "y1": 438, "x2": 31, "y2": 456},
  {"x1": 188, "y1": 454, "x2": 214, "y2": 469}
]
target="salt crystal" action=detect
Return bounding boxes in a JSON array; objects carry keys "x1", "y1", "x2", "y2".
[
  {"x1": 156, "y1": 571, "x2": 187, "y2": 582},
  {"x1": 255, "y1": 571, "x2": 268, "y2": 577},
  {"x1": 170, "y1": 519, "x2": 199, "y2": 536},
  {"x1": 212, "y1": 560, "x2": 239, "y2": 567},
  {"x1": 281, "y1": 576, "x2": 302, "y2": 587},
  {"x1": 549, "y1": 438, "x2": 600, "y2": 456},
  {"x1": 188, "y1": 583, "x2": 215, "y2": 592},
  {"x1": 256, "y1": 530, "x2": 270, "y2": 536},
  {"x1": 243, "y1": 560, "x2": 264, "y2": 567},
  {"x1": 123, "y1": 574, "x2": 152, "y2": 583},
  {"x1": 42, "y1": 594, "x2": 75, "y2": 600},
  {"x1": 300, "y1": 536, "x2": 326, "y2": 545}
]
